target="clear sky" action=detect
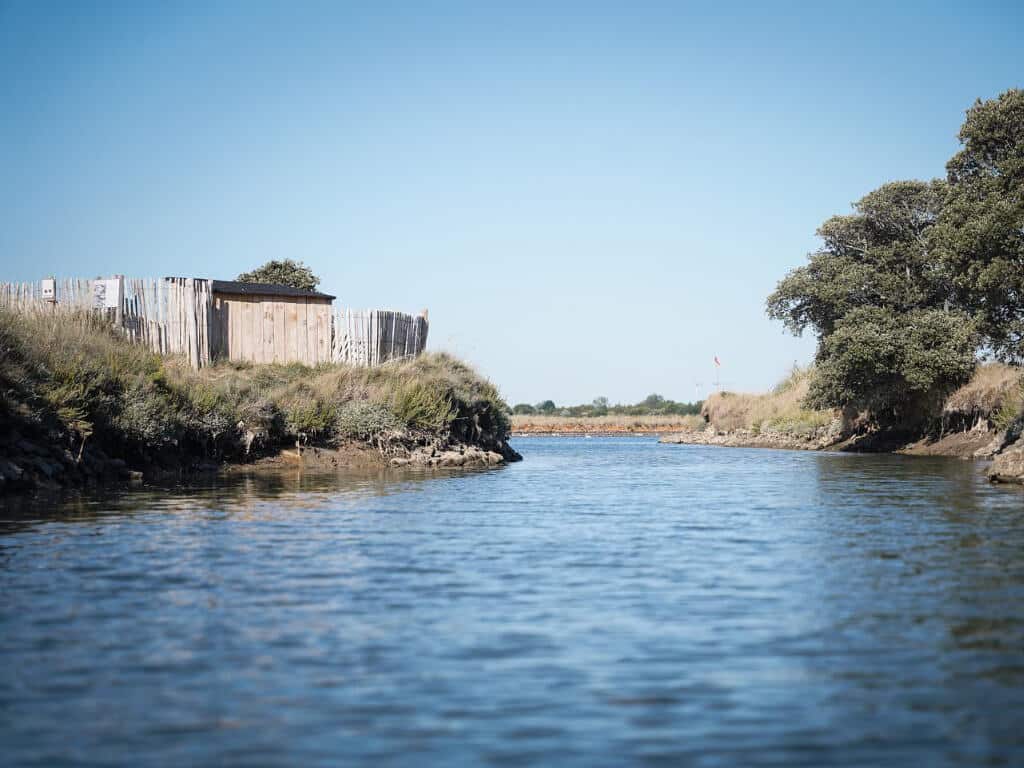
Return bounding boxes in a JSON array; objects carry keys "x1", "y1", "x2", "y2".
[{"x1": 2, "y1": 1, "x2": 1022, "y2": 405}]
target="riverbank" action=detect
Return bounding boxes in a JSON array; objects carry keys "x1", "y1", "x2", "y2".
[
  {"x1": 657, "y1": 364, "x2": 1024, "y2": 483},
  {"x1": 513, "y1": 364, "x2": 1024, "y2": 484},
  {"x1": 657, "y1": 424, "x2": 1006, "y2": 459},
  {"x1": 0, "y1": 309, "x2": 519, "y2": 494}
]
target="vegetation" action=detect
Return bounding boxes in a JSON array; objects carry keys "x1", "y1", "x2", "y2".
[
  {"x1": 702, "y1": 366, "x2": 835, "y2": 436},
  {"x1": 942, "y1": 363, "x2": 1024, "y2": 432},
  {"x1": 237, "y1": 259, "x2": 321, "y2": 292},
  {"x1": 768, "y1": 89, "x2": 1024, "y2": 431},
  {"x1": 936, "y1": 90, "x2": 1024, "y2": 362},
  {"x1": 511, "y1": 413, "x2": 705, "y2": 433},
  {"x1": 511, "y1": 393, "x2": 701, "y2": 418},
  {"x1": 0, "y1": 308, "x2": 511, "y2": 475}
]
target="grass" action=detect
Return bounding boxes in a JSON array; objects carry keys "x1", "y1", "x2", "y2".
[
  {"x1": 942, "y1": 362, "x2": 1024, "y2": 431},
  {"x1": 701, "y1": 362, "x2": 1024, "y2": 440},
  {"x1": 511, "y1": 413, "x2": 705, "y2": 432},
  {"x1": 511, "y1": 366, "x2": 835, "y2": 437},
  {"x1": 0, "y1": 308, "x2": 511, "y2": 467},
  {"x1": 701, "y1": 365, "x2": 836, "y2": 436}
]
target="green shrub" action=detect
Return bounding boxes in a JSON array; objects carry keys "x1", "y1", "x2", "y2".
[
  {"x1": 335, "y1": 400, "x2": 400, "y2": 440},
  {"x1": 388, "y1": 380, "x2": 455, "y2": 433},
  {"x1": 110, "y1": 378, "x2": 181, "y2": 447},
  {"x1": 993, "y1": 384, "x2": 1024, "y2": 432},
  {"x1": 281, "y1": 396, "x2": 338, "y2": 439}
]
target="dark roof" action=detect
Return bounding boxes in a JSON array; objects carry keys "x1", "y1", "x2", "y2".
[{"x1": 210, "y1": 280, "x2": 335, "y2": 301}]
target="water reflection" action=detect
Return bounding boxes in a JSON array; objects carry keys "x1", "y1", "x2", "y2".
[
  {"x1": 1, "y1": 438, "x2": 1022, "y2": 767},
  {"x1": 0, "y1": 462, "x2": 505, "y2": 533}
]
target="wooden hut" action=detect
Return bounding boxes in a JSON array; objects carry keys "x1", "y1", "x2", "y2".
[{"x1": 209, "y1": 280, "x2": 336, "y2": 365}]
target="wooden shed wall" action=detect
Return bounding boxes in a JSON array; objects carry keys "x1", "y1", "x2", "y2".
[{"x1": 211, "y1": 294, "x2": 332, "y2": 365}]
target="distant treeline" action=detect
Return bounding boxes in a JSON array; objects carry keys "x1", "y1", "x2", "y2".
[{"x1": 510, "y1": 394, "x2": 702, "y2": 418}]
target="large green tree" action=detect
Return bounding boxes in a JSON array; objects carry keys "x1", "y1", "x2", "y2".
[
  {"x1": 768, "y1": 180, "x2": 977, "y2": 427},
  {"x1": 237, "y1": 259, "x2": 321, "y2": 292},
  {"x1": 767, "y1": 180, "x2": 950, "y2": 337},
  {"x1": 934, "y1": 88, "x2": 1024, "y2": 362},
  {"x1": 767, "y1": 89, "x2": 1024, "y2": 429}
]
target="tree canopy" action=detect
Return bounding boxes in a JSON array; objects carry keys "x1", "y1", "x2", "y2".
[
  {"x1": 934, "y1": 89, "x2": 1024, "y2": 361},
  {"x1": 767, "y1": 89, "x2": 1024, "y2": 428},
  {"x1": 767, "y1": 180, "x2": 949, "y2": 338},
  {"x1": 237, "y1": 259, "x2": 321, "y2": 292}
]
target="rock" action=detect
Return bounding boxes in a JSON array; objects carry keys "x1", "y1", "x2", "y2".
[
  {"x1": 988, "y1": 440, "x2": 1024, "y2": 484},
  {"x1": 974, "y1": 433, "x2": 1005, "y2": 459},
  {"x1": 16, "y1": 439, "x2": 44, "y2": 456},
  {"x1": 484, "y1": 451, "x2": 504, "y2": 465},
  {"x1": 82, "y1": 453, "x2": 103, "y2": 476},
  {"x1": 438, "y1": 451, "x2": 466, "y2": 467},
  {"x1": 0, "y1": 459, "x2": 23, "y2": 482},
  {"x1": 389, "y1": 457, "x2": 411, "y2": 467},
  {"x1": 29, "y1": 457, "x2": 59, "y2": 480},
  {"x1": 128, "y1": 470, "x2": 145, "y2": 482}
]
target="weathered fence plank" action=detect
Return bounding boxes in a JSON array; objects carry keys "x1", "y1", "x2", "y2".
[
  {"x1": 3, "y1": 276, "x2": 428, "y2": 369},
  {"x1": 330, "y1": 307, "x2": 428, "y2": 366}
]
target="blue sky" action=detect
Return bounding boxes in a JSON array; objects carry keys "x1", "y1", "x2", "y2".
[{"x1": 2, "y1": 1, "x2": 1022, "y2": 405}]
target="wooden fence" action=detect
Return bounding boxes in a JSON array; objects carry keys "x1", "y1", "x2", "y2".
[
  {"x1": 0, "y1": 276, "x2": 428, "y2": 369},
  {"x1": 332, "y1": 308, "x2": 429, "y2": 365},
  {"x1": 122, "y1": 278, "x2": 213, "y2": 369},
  {"x1": 0, "y1": 278, "x2": 102, "y2": 310}
]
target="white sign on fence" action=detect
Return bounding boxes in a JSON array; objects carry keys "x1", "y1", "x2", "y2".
[{"x1": 92, "y1": 278, "x2": 121, "y2": 309}]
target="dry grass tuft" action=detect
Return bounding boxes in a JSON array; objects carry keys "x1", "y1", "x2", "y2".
[
  {"x1": 701, "y1": 366, "x2": 835, "y2": 436},
  {"x1": 942, "y1": 363, "x2": 1023, "y2": 426}
]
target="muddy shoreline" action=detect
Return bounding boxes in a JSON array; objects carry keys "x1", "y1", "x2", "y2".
[
  {"x1": 0, "y1": 431, "x2": 522, "y2": 496},
  {"x1": 520, "y1": 426, "x2": 1023, "y2": 485}
]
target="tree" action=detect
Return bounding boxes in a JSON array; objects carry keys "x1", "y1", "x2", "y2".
[
  {"x1": 934, "y1": 89, "x2": 1024, "y2": 361},
  {"x1": 237, "y1": 259, "x2": 321, "y2": 292},
  {"x1": 767, "y1": 180, "x2": 976, "y2": 427},
  {"x1": 512, "y1": 403, "x2": 537, "y2": 415},
  {"x1": 807, "y1": 307, "x2": 977, "y2": 429},
  {"x1": 536, "y1": 400, "x2": 557, "y2": 414},
  {"x1": 767, "y1": 180, "x2": 949, "y2": 338},
  {"x1": 641, "y1": 394, "x2": 666, "y2": 411}
]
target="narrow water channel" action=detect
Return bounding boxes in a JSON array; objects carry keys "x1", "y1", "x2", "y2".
[{"x1": 2, "y1": 437, "x2": 1022, "y2": 766}]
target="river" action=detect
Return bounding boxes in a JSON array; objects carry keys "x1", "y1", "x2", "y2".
[{"x1": 1, "y1": 436, "x2": 1022, "y2": 766}]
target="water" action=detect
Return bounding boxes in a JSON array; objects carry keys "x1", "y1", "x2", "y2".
[{"x1": 1, "y1": 437, "x2": 1023, "y2": 767}]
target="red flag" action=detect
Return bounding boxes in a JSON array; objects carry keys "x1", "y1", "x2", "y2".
[{"x1": 714, "y1": 355, "x2": 721, "y2": 367}]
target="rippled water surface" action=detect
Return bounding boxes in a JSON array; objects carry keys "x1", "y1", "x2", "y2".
[{"x1": 2, "y1": 437, "x2": 1024, "y2": 766}]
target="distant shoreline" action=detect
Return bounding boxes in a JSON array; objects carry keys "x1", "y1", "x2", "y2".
[{"x1": 511, "y1": 414, "x2": 702, "y2": 436}]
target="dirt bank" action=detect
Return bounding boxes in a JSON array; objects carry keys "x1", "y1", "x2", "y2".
[
  {"x1": 1, "y1": 429, "x2": 522, "y2": 495},
  {"x1": 659, "y1": 424, "x2": 841, "y2": 452},
  {"x1": 659, "y1": 426, "x2": 1005, "y2": 458}
]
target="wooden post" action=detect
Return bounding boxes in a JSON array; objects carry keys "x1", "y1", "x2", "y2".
[{"x1": 113, "y1": 274, "x2": 124, "y2": 327}]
